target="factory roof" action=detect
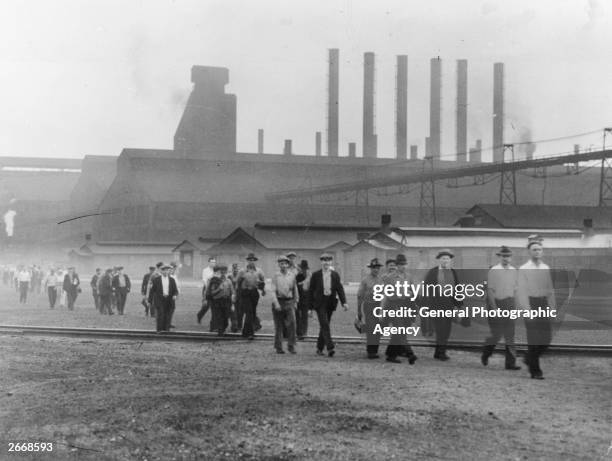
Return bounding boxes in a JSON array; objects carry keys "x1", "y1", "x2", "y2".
[{"x1": 461, "y1": 204, "x2": 612, "y2": 229}]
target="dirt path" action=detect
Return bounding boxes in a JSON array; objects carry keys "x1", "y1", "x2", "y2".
[{"x1": 1, "y1": 334, "x2": 610, "y2": 461}]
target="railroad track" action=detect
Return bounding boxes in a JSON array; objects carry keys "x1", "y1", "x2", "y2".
[{"x1": 1, "y1": 324, "x2": 611, "y2": 355}]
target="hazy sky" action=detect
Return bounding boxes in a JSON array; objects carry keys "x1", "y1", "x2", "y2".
[{"x1": 1, "y1": 0, "x2": 611, "y2": 160}]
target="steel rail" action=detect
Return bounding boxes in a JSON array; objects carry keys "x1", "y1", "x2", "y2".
[{"x1": 1, "y1": 325, "x2": 611, "y2": 355}]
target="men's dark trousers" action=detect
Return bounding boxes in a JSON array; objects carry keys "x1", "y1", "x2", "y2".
[
  {"x1": 525, "y1": 296, "x2": 552, "y2": 376},
  {"x1": 230, "y1": 299, "x2": 243, "y2": 332},
  {"x1": 66, "y1": 290, "x2": 77, "y2": 310},
  {"x1": 19, "y1": 282, "x2": 28, "y2": 303},
  {"x1": 296, "y1": 301, "x2": 309, "y2": 338},
  {"x1": 116, "y1": 288, "x2": 128, "y2": 314},
  {"x1": 211, "y1": 298, "x2": 231, "y2": 334},
  {"x1": 240, "y1": 288, "x2": 260, "y2": 338},
  {"x1": 48, "y1": 287, "x2": 57, "y2": 308},
  {"x1": 197, "y1": 302, "x2": 210, "y2": 328},
  {"x1": 433, "y1": 318, "x2": 453, "y2": 357},
  {"x1": 272, "y1": 301, "x2": 297, "y2": 350},
  {"x1": 316, "y1": 300, "x2": 334, "y2": 352},
  {"x1": 156, "y1": 297, "x2": 173, "y2": 332},
  {"x1": 92, "y1": 292, "x2": 100, "y2": 312},
  {"x1": 100, "y1": 295, "x2": 112, "y2": 314},
  {"x1": 483, "y1": 297, "x2": 517, "y2": 367}
]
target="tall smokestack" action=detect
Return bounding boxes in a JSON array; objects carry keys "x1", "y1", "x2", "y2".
[
  {"x1": 257, "y1": 129, "x2": 264, "y2": 154},
  {"x1": 327, "y1": 49, "x2": 339, "y2": 157},
  {"x1": 456, "y1": 59, "x2": 468, "y2": 163},
  {"x1": 348, "y1": 142, "x2": 356, "y2": 157},
  {"x1": 410, "y1": 145, "x2": 418, "y2": 160},
  {"x1": 493, "y1": 62, "x2": 504, "y2": 163},
  {"x1": 429, "y1": 57, "x2": 442, "y2": 160},
  {"x1": 363, "y1": 52, "x2": 377, "y2": 158},
  {"x1": 425, "y1": 137, "x2": 431, "y2": 157},
  {"x1": 396, "y1": 55, "x2": 408, "y2": 160},
  {"x1": 283, "y1": 140, "x2": 292, "y2": 155},
  {"x1": 315, "y1": 131, "x2": 322, "y2": 156},
  {"x1": 470, "y1": 139, "x2": 482, "y2": 162}
]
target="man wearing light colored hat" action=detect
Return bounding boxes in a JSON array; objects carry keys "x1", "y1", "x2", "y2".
[
  {"x1": 149, "y1": 263, "x2": 178, "y2": 332},
  {"x1": 481, "y1": 246, "x2": 521, "y2": 370},
  {"x1": 517, "y1": 235, "x2": 556, "y2": 379},
  {"x1": 421, "y1": 248, "x2": 463, "y2": 361},
  {"x1": 270, "y1": 255, "x2": 299, "y2": 353}
]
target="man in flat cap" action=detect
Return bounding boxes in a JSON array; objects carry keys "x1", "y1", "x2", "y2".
[
  {"x1": 517, "y1": 236, "x2": 556, "y2": 379},
  {"x1": 481, "y1": 246, "x2": 521, "y2": 370},
  {"x1": 286, "y1": 251, "x2": 299, "y2": 276},
  {"x1": 270, "y1": 255, "x2": 299, "y2": 353},
  {"x1": 150, "y1": 264, "x2": 179, "y2": 332},
  {"x1": 357, "y1": 258, "x2": 384, "y2": 359},
  {"x1": 421, "y1": 249, "x2": 463, "y2": 361},
  {"x1": 112, "y1": 266, "x2": 131, "y2": 315},
  {"x1": 308, "y1": 253, "x2": 348, "y2": 357}
]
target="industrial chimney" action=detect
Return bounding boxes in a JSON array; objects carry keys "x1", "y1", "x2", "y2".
[
  {"x1": 493, "y1": 63, "x2": 504, "y2": 163},
  {"x1": 363, "y1": 52, "x2": 377, "y2": 158},
  {"x1": 429, "y1": 57, "x2": 442, "y2": 161},
  {"x1": 456, "y1": 59, "x2": 468, "y2": 163},
  {"x1": 396, "y1": 55, "x2": 408, "y2": 160},
  {"x1": 327, "y1": 49, "x2": 339, "y2": 157},
  {"x1": 257, "y1": 129, "x2": 264, "y2": 154}
]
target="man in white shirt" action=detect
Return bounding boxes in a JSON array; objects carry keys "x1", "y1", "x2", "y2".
[
  {"x1": 150, "y1": 264, "x2": 179, "y2": 332},
  {"x1": 517, "y1": 235, "x2": 556, "y2": 380},
  {"x1": 197, "y1": 257, "x2": 216, "y2": 324},
  {"x1": 17, "y1": 266, "x2": 31, "y2": 303},
  {"x1": 481, "y1": 246, "x2": 521, "y2": 370},
  {"x1": 270, "y1": 255, "x2": 299, "y2": 354}
]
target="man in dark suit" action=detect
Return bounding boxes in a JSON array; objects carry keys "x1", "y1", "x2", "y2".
[
  {"x1": 141, "y1": 266, "x2": 155, "y2": 316},
  {"x1": 308, "y1": 253, "x2": 348, "y2": 357},
  {"x1": 63, "y1": 267, "x2": 81, "y2": 310},
  {"x1": 112, "y1": 266, "x2": 131, "y2": 315},
  {"x1": 421, "y1": 249, "x2": 464, "y2": 361},
  {"x1": 149, "y1": 264, "x2": 179, "y2": 332}
]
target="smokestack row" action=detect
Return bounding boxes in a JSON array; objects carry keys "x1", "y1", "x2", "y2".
[{"x1": 320, "y1": 51, "x2": 503, "y2": 163}]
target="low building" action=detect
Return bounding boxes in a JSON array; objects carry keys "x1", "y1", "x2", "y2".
[{"x1": 68, "y1": 241, "x2": 177, "y2": 277}]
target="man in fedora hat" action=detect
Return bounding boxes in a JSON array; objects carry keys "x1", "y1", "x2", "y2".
[
  {"x1": 381, "y1": 254, "x2": 418, "y2": 364},
  {"x1": 481, "y1": 246, "x2": 521, "y2": 370},
  {"x1": 286, "y1": 251, "x2": 299, "y2": 276},
  {"x1": 112, "y1": 266, "x2": 131, "y2": 315},
  {"x1": 150, "y1": 264, "x2": 179, "y2": 332},
  {"x1": 308, "y1": 253, "x2": 348, "y2": 357},
  {"x1": 295, "y1": 259, "x2": 311, "y2": 340},
  {"x1": 205, "y1": 264, "x2": 234, "y2": 336},
  {"x1": 270, "y1": 255, "x2": 299, "y2": 353},
  {"x1": 357, "y1": 258, "x2": 384, "y2": 359},
  {"x1": 421, "y1": 249, "x2": 463, "y2": 361},
  {"x1": 517, "y1": 236, "x2": 555, "y2": 379}
]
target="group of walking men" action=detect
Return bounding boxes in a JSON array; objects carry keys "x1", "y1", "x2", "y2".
[
  {"x1": 357, "y1": 234, "x2": 556, "y2": 379},
  {"x1": 90, "y1": 266, "x2": 132, "y2": 315},
  {"x1": 196, "y1": 251, "x2": 348, "y2": 357}
]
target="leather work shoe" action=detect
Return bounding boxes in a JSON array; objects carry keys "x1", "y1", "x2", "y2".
[
  {"x1": 531, "y1": 373, "x2": 545, "y2": 380},
  {"x1": 316, "y1": 349, "x2": 324, "y2": 356},
  {"x1": 288, "y1": 347, "x2": 296, "y2": 354},
  {"x1": 434, "y1": 354, "x2": 450, "y2": 361},
  {"x1": 386, "y1": 357, "x2": 401, "y2": 364},
  {"x1": 481, "y1": 352, "x2": 490, "y2": 366},
  {"x1": 328, "y1": 350, "x2": 335, "y2": 357},
  {"x1": 506, "y1": 365, "x2": 521, "y2": 370},
  {"x1": 276, "y1": 349, "x2": 285, "y2": 354},
  {"x1": 367, "y1": 353, "x2": 380, "y2": 359},
  {"x1": 408, "y1": 355, "x2": 418, "y2": 365}
]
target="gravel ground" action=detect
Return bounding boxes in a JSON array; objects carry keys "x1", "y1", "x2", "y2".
[{"x1": 0, "y1": 335, "x2": 610, "y2": 461}]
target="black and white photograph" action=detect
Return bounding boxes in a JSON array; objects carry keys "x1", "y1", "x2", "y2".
[{"x1": 1, "y1": 1, "x2": 611, "y2": 460}]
